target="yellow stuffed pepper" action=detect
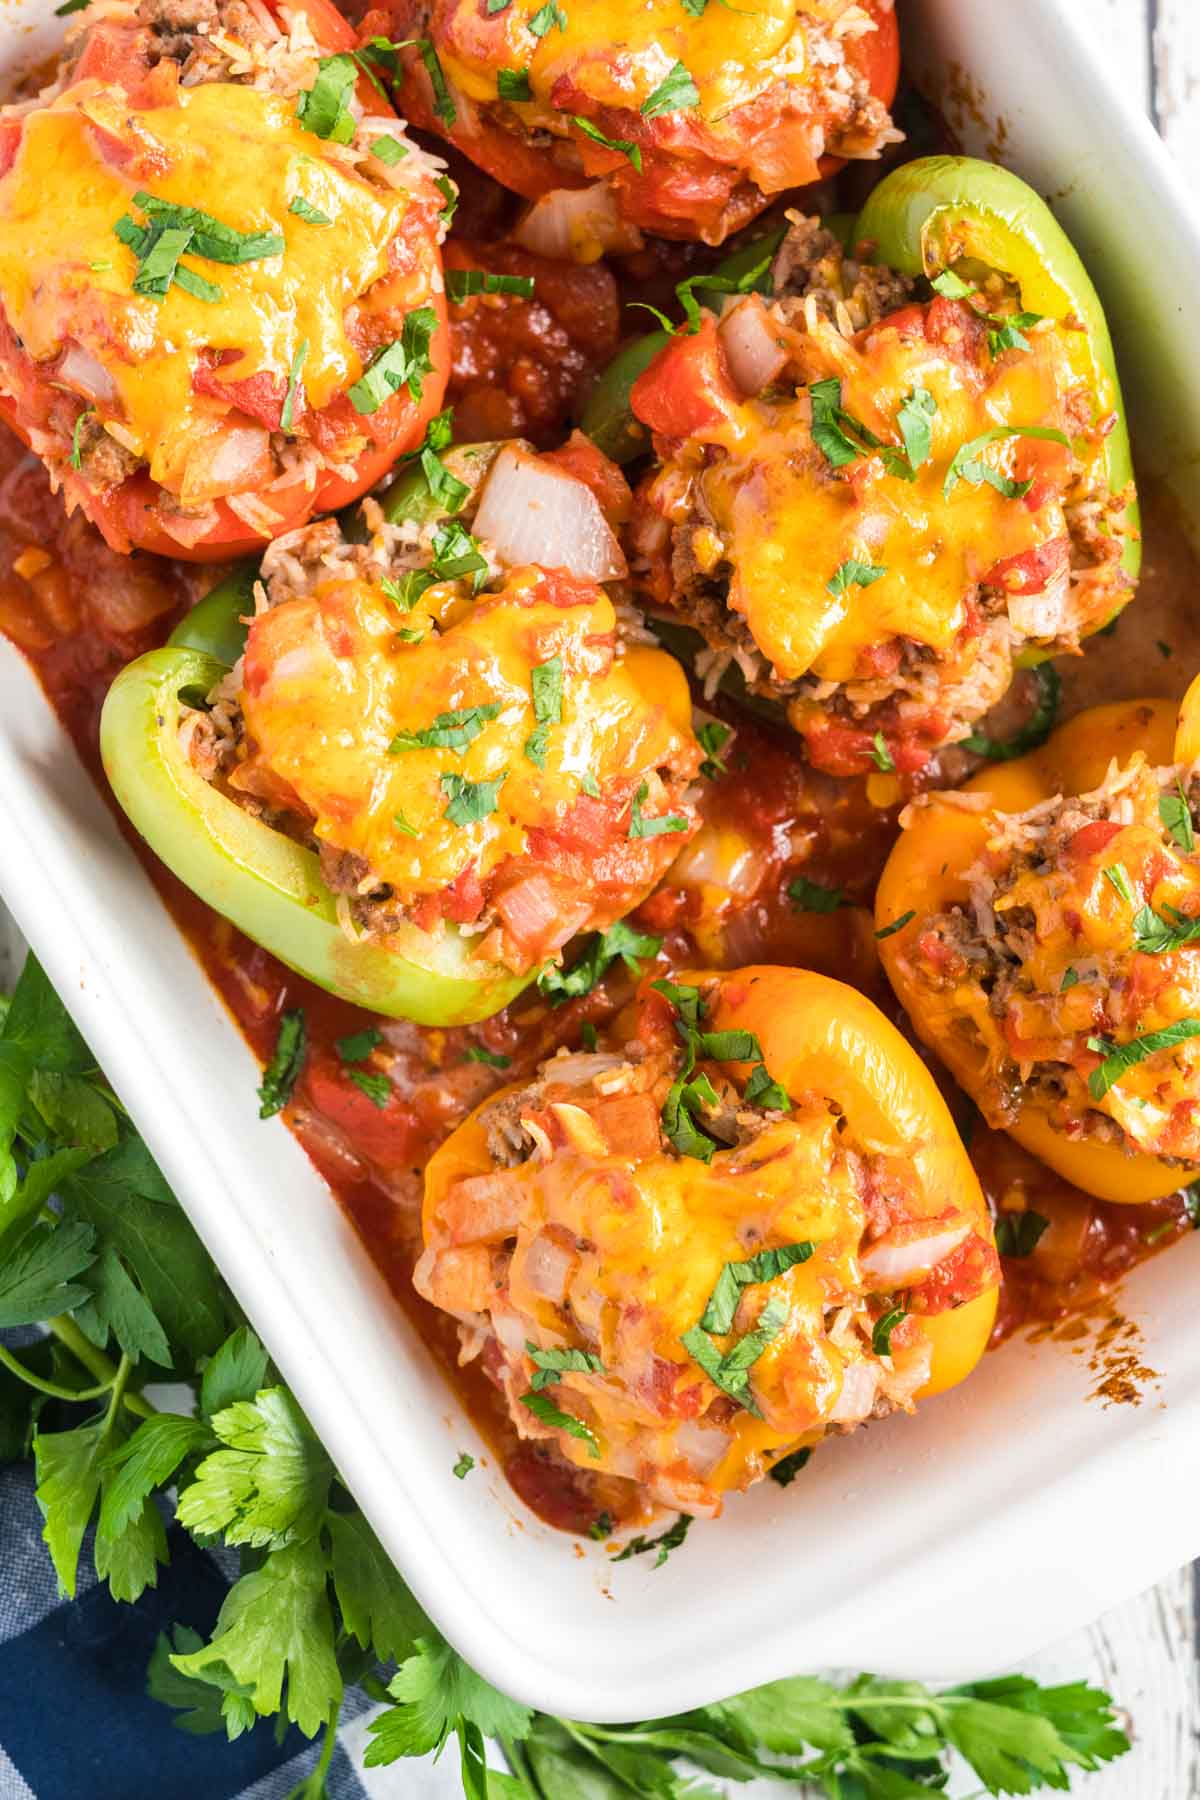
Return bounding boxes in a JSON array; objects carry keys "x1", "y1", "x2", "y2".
[
  {"x1": 417, "y1": 965, "x2": 999, "y2": 1523},
  {"x1": 877, "y1": 685, "x2": 1200, "y2": 1203}
]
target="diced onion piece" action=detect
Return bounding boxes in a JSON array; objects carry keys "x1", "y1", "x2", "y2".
[
  {"x1": 672, "y1": 1419, "x2": 729, "y2": 1479},
  {"x1": 668, "y1": 822, "x2": 766, "y2": 898},
  {"x1": 156, "y1": 503, "x2": 221, "y2": 549},
  {"x1": 829, "y1": 1359, "x2": 879, "y2": 1424},
  {"x1": 859, "y1": 1219, "x2": 971, "y2": 1290},
  {"x1": 512, "y1": 180, "x2": 642, "y2": 263},
  {"x1": 494, "y1": 873, "x2": 562, "y2": 946},
  {"x1": 442, "y1": 1169, "x2": 524, "y2": 1244},
  {"x1": 181, "y1": 423, "x2": 273, "y2": 504},
  {"x1": 718, "y1": 295, "x2": 787, "y2": 397},
  {"x1": 521, "y1": 1233, "x2": 576, "y2": 1302},
  {"x1": 548, "y1": 1101, "x2": 607, "y2": 1157},
  {"x1": 490, "y1": 1305, "x2": 530, "y2": 1356},
  {"x1": 58, "y1": 344, "x2": 117, "y2": 405},
  {"x1": 1007, "y1": 567, "x2": 1072, "y2": 639},
  {"x1": 473, "y1": 444, "x2": 627, "y2": 582}
]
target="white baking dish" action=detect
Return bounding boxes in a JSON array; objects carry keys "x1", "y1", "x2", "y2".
[{"x1": 2, "y1": 0, "x2": 1200, "y2": 1726}]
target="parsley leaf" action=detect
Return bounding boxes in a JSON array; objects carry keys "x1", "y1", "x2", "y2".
[
  {"x1": 349, "y1": 307, "x2": 440, "y2": 416},
  {"x1": 389, "y1": 703, "x2": 502, "y2": 754},
  {"x1": 297, "y1": 53, "x2": 358, "y2": 141},
  {"x1": 526, "y1": 1341, "x2": 605, "y2": 1390},
  {"x1": 497, "y1": 67, "x2": 533, "y2": 101},
  {"x1": 768, "y1": 1446, "x2": 811, "y2": 1486},
  {"x1": 453, "y1": 1452, "x2": 475, "y2": 1478},
  {"x1": 1101, "y1": 861, "x2": 1136, "y2": 906},
  {"x1": 289, "y1": 194, "x2": 331, "y2": 226},
  {"x1": 641, "y1": 60, "x2": 699, "y2": 116},
  {"x1": 875, "y1": 909, "x2": 915, "y2": 939},
  {"x1": 931, "y1": 269, "x2": 973, "y2": 298},
  {"x1": 1133, "y1": 903, "x2": 1200, "y2": 955},
  {"x1": 446, "y1": 269, "x2": 535, "y2": 302},
  {"x1": 570, "y1": 116, "x2": 643, "y2": 172},
  {"x1": 531, "y1": 655, "x2": 563, "y2": 726},
  {"x1": 870, "y1": 730, "x2": 895, "y2": 773},
  {"x1": 464, "y1": 1044, "x2": 511, "y2": 1069},
  {"x1": 257, "y1": 1009, "x2": 307, "y2": 1119},
  {"x1": 827, "y1": 558, "x2": 887, "y2": 599},
  {"x1": 441, "y1": 771, "x2": 507, "y2": 826},
  {"x1": 372, "y1": 134, "x2": 408, "y2": 166},
  {"x1": 1160, "y1": 783, "x2": 1195, "y2": 851},
  {"x1": 896, "y1": 382, "x2": 936, "y2": 472},
  {"x1": 788, "y1": 874, "x2": 843, "y2": 913},
  {"x1": 628, "y1": 781, "x2": 689, "y2": 839},
  {"x1": 995, "y1": 1212, "x2": 1050, "y2": 1257},
  {"x1": 808, "y1": 377, "x2": 880, "y2": 468},
  {"x1": 336, "y1": 1028, "x2": 383, "y2": 1063},
  {"x1": 538, "y1": 919, "x2": 663, "y2": 1003},
  {"x1": 348, "y1": 1069, "x2": 392, "y2": 1109},
  {"x1": 871, "y1": 1307, "x2": 906, "y2": 1356},
  {"x1": 959, "y1": 662, "x2": 1061, "y2": 762},
  {"x1": 699, "y1": 1242, "x2": 814, "y2": 1335},
  {"x1": 943, "y1": 425, "x2": 1069, "y2": 499},
  {"x1": 697, "y1": 718, "x2": 731, "y2": 780},
  {"x1": 365, "y1": 1635, "x2": 533, "y2": 1763},
  {"x1": 0, "y1": 1219, "x2": 96, "y2": 1328},
  {"x1": 988, "y1": 309, "x2": 1043, "y2": 357},
  {"x1": 612, "y1": 1513, "x2": 692, "y2": 1567},
  {"x1": 280, "y1": 338, "x2": 307, "y2": 436},
  {"x1": 431, "y1": 519, "x2": 489, "y2": 586},
  {"x1": 132, "y1": 192, "x2": 284, "y2": 264},
  {"x1": 1087, "y1": 1021, "x2": 1200, "y2": 1099},
  {"x1": 175, "y1": 1387, "x2": 332, "y2": 1549},
  {"x1": 519, "y1": 1390, "x2": 601, "y2": 1456}
]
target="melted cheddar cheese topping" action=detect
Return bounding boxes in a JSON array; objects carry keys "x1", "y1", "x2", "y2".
[
  {"x1": 695, "y1": 314, "x2": 1098, "y2": 685},
  {"x1": 439, "y1": 0, "x2": 803, "y2": 123},
  {"x1": 236, "y1": 568, "x2": 696, "y2": 901},
  {"x1": 919, "y1": 759, "x2": 1200, "y2": 1162},
  {"x1": 0, "y1": 81, "x2": 412, "y2": 490}
]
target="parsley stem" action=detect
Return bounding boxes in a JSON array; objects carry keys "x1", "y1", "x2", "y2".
[
  {"x1": 101, "y1": 1352, "x2": 133, "y2": 1438},
  {"x1": 45, "y1": 1315, "x2": 155, "y2": 1419},
  {"x1": 0, "y1": 1341, "x2": 112, "y2": 1403},
  {"x1": 308, "y1": 1708, "x2": 339, "y2": 1792}
]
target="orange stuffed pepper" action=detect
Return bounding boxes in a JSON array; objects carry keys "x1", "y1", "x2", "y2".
[
  {"x1": 877, "y1": 686, "x2": 1200, "y2": 1203},
  {"x1": 418, "y1": 965, "x2": 999, "y2": 1521}
]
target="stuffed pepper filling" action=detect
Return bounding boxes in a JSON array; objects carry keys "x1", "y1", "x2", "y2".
[
  {"x1": 366, "y1": 0, "x2": 898, "y2": 246},
  {"x1": 417, "y1": 968, "x2": 999, "y2": 1519},
  {"x1": 900, "y1": 753, "x2": 1200, "y2": 1167},
  {"x1": 630, "y1": 215, "x2": 1137, "y2": 777},
  {"x1": 0, "y1": 0, "x2": 450, "y2": 556},
  {"x1": 182, "y1": 443, "x2": 702, "y2": 975}
]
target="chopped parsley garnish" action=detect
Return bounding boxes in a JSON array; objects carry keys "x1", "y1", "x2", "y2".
[
  {"x1": 389, "y1": 703, "x2": 502, "y2": 755},
  {"x1": 931, "y1": 269, "x2": 973, "y2": 299},
  {"x1": 336, "y1": 1028, "x2": 383, "y2": 1063},
  {"x1": 1101, "y1": 862, "x2": 1136, "y2": 906},
  {"x1": 372, "y1": 134, "x2": 408, "y2": 166},
  {"x1": 393, "y1": 809, "x2": 419, "y2": 836},
  {"x1": 958, "y1": 663, "x2": 1061, "y2": 762},
  {"x1": 788, "y1": 875, "x2": 843, "y2": 913},
  {"x1": 827, "y1": 558, "x2": 887, "y2": 599},
  {"x1": 361, "y1": 36, "x2": 457, "y2": 126},
  {"x1": 652, "y1": 978, "x2": 786, "y2": 1166},
  {"x1": 588, "y1": 1510, "x2": 613, "y2": 1539},
  {"x1": 280, "y1": 339, "x2": 308, "y2": 436},
  {"x1": 523, "y1": 727, "x2": 549, "y2": 769},
  {"x1": 296, "y1": 53, "x2": 358, "y2": 142},
  {"x1": 487, "y1": 0, "x2": 512, "y2": 11},
  {"x1": 995, "y1": 1211, "x2": 1050, "y2": 1257},
  {"x1": 441, "y1": 771, "x2": 507, "y2": 826},
  {"x1": 699, "y1": 1243, "x2": 815, "y2": 1335},
  {"x1": 348, "y1": 1069, "x2": 392, "y2": 1109},
  {"x1": 871, "y1": 1308, "x2": 906, "y2": 1356},
  {"x1": 1132, "y1": 903, "x2": 1200, "y2": 956},
  {"x1": 611, "y1": 1513, "x2": 692, "y2": 1567},
  {"x1": 809, "y1": 377, "x2": 879, "y2": 468},
  {"x1": 869, "y1": 731, "x2": 895, "y2": 773},
  {"x1": 446, "y1": 269, "x2": 535, "y2": 302},
  {"x1": 628, "y1": 781, "x2": 688, "y2": 839},
  {"x1": 682, "y1": 1293, "x2": 788, "y2": 1416},
  {"x1": 132, "y1": 192, "x2": 284, "y2": 264},
  {"x1": 943, "y1": 425, "x2": 1069, "y2": 500},
  {"x1": 54, "y1": 0, "x2": 90, "y2": 12},
  {"x1": 580, "y1": 772, "x2": 601, "y2": 798},
  {"x1": 987, "y1": 310, "x2": 1042, "y2": 357},
  {"x1": 452, "y1": 1452, "x2": 475, "y2": 1478},
  {"x1": 434, "y1": 174, "x2": 459, "y2": 222},
  {"x1": 580, "y1": 1021, "x2": 599, "y2": 1050},
  {"x1": 257, "y1": 1009, "x2": 307, "y2": 1119},
  {"x1": 288, "y1": 194, "x2": 332, "y2": 226},
  {"x1": 1061, "y1": 967, "x2": 1081, "y2": 991},
  {"x1": 529, "y1": 0, "x2": 567, "y2": 31},
  {"x1": 531, "y1": 656, "x2": 563, "y2": 725},
  {"x1": 895, "y1": 382, "x2": 936, "y2": 474},
  {"x1": 570, "y1": 117, "x2": 643, "y2": 172},
  {"x1": 497, "y1": 67, "x2": 533, "y2": 102},
  {"x1": 518, "y1": 1390, "x2": 600, "y2": 1457},
  {"x1": 116, "y1": 220, "x2": 192, "y2": 299},
  {"x1": 348, "y1": 307, "x2": 439, "y2": 414},
  {"x1": 538, "y1": 919, "x2": 662, "y2": 1004},
  {"x1": 465, "y1": 1044, "x2": 512, "y2": 1069},
  {"x1": 875, "y1": 910, "x2": 915, "y2": 940},
  {"x1": 673, "y1": 239, "x2": 778, "y2": 332},
  {"x1": 1160, "y1": 784, "x2": 1195, "y2": 851},
  {"x1": 641, "y1": 60, "x2": 699, "y2": 117},
  {"x1": 381, "y1": 570, "x2": 435, "y2": 612},
  {"x1": 526, "y1": 1342, "x2": 604, "y2": 1391},
  {"x1": 742, "y1": 1063, "x2": 790, "y2": 1111},
  {"x1": 696, "y1": 719, "x2": 731, "y2": 780},
  {"x1": 431, "y1": 519, "x2": 489, "y2": 586},
  {"x1": 69, "y1": 410, "x2": 92, "y2": 472},
  {"x1": 1087, "y1": 1021, "x2": 1200, "y2": 1100},
  {"x1": 768, "y1": 1446, "x2": 811, "y2": 1487},
  {"x1": 1187, "y1": 1183, "x2": 1200, "y2": 1230},
  {"x1": 415, "y1": 413, "x2": 470, "y2": 515}
]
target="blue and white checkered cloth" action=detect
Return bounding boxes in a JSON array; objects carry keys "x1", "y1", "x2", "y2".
[{"x1": 0, "y1": 1460, "x2": 462, "y2": 1799}]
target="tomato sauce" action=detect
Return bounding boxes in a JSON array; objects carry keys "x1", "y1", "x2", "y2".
[{"x1": 3, "y1": 150, "x2": 1200, "y2": 1523}]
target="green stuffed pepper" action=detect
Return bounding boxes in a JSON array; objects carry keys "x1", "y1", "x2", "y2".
[
  {"x1": 591, "y1": 156, "x2": 1140, "y2": 781},
  {"x1": 100, "y1": 439, "x2": 703, "y2": 1025}
]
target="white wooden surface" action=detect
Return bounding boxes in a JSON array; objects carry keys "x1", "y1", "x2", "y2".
[{"x1": 1, "y1": 4, "x2": 1199, "y2": 1794}]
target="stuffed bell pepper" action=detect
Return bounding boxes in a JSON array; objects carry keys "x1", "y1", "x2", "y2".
[
  {"x1": 100, "y1": 433, "x2": 703, "y2": 1023},
  {"x1": 361, "y1": 0, "x2": 898, "y2": 247},
  {"x1": 876, "y1": 685, "x2": 1200, "y2": 1203},
  {"x1": 418, "y1": 965, "x2": 999, "y2": 1518},
  {"x1": 623, "y1": 157, "x2": 1139, "y2": 779},
  {"x1": 0, "y1": 0, "x2": 451, "y2": 559}
]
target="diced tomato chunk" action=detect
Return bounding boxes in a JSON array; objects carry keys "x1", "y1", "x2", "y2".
[{"x1": 631, "y1": 316, "x2": 739, "y2": 440}]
